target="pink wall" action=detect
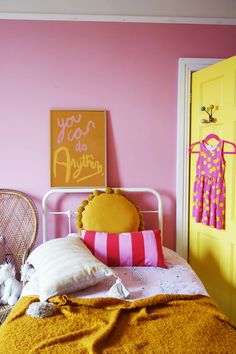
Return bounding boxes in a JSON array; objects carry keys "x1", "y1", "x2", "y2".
[{"x1": 0, "y1": 20, "x2": 236, "y2": 249}]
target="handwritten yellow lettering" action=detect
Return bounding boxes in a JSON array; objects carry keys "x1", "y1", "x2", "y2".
[
  {"x1": 73, "y1": 154, "x2": 103, "y2": 181},
  {"x1": 53, "y1": 146, "x2": 103, "y2": 184},
  {"x1": 53, "y1": 147, "x2": 71, "y2": 182},
  {"x1": 76, "y1": 170, "x2": 103, "y2": 183}
]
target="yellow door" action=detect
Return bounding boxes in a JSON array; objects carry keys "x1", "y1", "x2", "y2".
[{"x1": 189, "y1": 56, "x2": 236, "y2": 325}]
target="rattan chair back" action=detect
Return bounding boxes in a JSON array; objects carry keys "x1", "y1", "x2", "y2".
[{"x1": 0, "y1": 189, "x2": 39, "y2": 324}]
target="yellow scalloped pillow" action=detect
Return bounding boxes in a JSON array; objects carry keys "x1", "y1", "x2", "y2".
[{"x1": 76, "y1": 188, "x2": 144, "y2": 234}]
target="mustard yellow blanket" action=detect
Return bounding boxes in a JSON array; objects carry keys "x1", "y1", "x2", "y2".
[{"x1": 0, "y1": 294, "x2": 235, "y2": 353}]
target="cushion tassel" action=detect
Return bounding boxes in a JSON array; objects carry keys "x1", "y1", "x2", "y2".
[
  {"x1": 108, "y1": 278, "x2": 130, "y2": 299},
  {"x1": 26, "y1": 301, "x2": 58, "y2": 318}
]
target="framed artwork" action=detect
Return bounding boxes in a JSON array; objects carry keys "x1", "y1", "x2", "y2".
[{"x1": 50, "y1": 110, "x2": 106, "y2": 187}]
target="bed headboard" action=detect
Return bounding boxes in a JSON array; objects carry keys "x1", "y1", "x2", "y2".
[{"x1": 42, "y1": 188, "x2": 163, "y2": 243}]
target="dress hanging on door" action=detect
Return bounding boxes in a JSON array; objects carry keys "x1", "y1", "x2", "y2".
[{"x1": 192, "y1": 139, "x2": 226, "y2": 229}]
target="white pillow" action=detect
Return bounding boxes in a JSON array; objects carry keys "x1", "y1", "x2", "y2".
[{"x1": 25, "y1": 235, "x2": 129, "y2": 302}]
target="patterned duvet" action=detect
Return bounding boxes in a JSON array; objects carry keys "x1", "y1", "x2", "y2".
[{"x1": 22, "y1": 247, "x2": 208, "y2": 300}]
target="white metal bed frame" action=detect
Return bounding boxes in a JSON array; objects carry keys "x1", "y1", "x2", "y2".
[{"x1": 42, "y1": 188, "x2": 163, "y2": 243}]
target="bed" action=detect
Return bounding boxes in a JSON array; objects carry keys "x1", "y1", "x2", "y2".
[{"x1": 0, "y1": 187, "x2": 235, "y2": 354}]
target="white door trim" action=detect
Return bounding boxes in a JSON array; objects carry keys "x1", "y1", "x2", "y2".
[
  {"x1": 176, "y1": 57, "x2": 222, "y2": 260},
  {"x1": 1, "y1": 13, "x2": 236, "y2": 25}
]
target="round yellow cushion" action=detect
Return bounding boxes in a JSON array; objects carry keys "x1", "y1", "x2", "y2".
[{"x1": 77, "y1": 189, "x2": 143, "y2": 234}]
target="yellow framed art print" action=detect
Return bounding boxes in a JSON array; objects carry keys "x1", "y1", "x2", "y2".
[{"x1": 50, "y1": 110, "x2": 106, "y2": 187}]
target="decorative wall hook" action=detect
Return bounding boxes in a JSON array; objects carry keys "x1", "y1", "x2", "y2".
[{"x1": 200, "y1": 105, "x2": 216, "y2": 124}]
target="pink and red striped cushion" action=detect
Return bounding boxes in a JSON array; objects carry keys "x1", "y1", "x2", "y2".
[{"x1": 81, "y1": 230, "x2": 167, "y2": 268}]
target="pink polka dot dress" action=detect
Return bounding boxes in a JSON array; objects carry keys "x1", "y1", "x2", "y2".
[{"x1": 192, "y1": 139, "x2": 226, "y2": 229}]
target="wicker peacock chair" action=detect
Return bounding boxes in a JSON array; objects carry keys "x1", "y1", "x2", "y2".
[{"x1": 0, "y1": 189, "x2": 39, "y2": 324}]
